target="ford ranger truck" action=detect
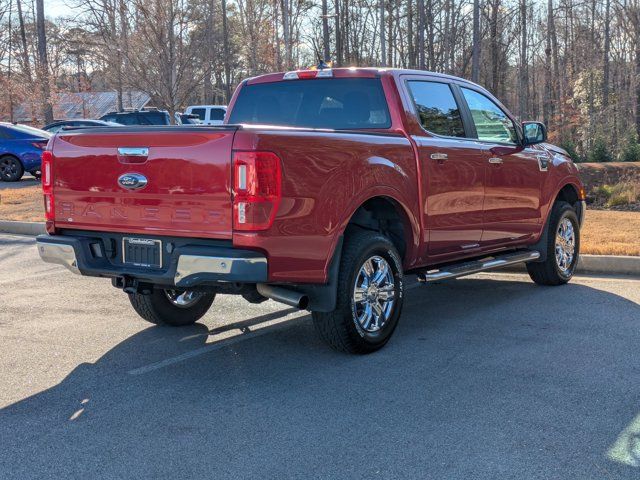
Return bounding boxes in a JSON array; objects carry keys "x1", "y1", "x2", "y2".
[{"x1": 36, "y1": 67, "x2": 586, "y2": 354}]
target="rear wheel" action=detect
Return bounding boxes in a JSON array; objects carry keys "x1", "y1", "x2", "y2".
[
  {"x1": 128, "y1": 289, "x2": 215, "y2": 326},
  {"x1": 312, "y1": 230, "x2": 404, "y2": 354},
  {"x1": 0, "y1": 156, "x2": 24, "y2": 182},
  {"x1": 527, "y1": 201, "x2": 580, "y2": 286}
]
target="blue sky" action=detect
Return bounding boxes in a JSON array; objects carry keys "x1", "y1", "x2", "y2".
[{"x1": 44, "y1": 0, "x2": 69, "y2": 19}]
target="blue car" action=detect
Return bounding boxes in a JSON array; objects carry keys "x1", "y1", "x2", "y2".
[{"x1": 0, "y1": 122, "x2": 51, "y2": 181}]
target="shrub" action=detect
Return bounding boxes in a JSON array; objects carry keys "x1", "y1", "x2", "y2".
[
  {"x1": 588, "y1": 137, "x2": 613, "y2": 163},
  {"x1": 603, "y1": 182, "x2": 640, "y2": 208},
  {"x1": 558, "y1": 139, "x2": 582, "y2": 163},
  {"x1": 620, "y1": 133, "x2": 640, "y2": 162},
  {"x1": 594, "y1": 184, "x2": 614, "y2": 199}
]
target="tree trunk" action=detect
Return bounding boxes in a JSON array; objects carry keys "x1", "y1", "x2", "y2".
[
  {"x1": 543, "y1": 0, "x2": 552, "y2": 126},
  {"x1": 335, "y1": 0, "x2": 342, "y2": 65},
  {"x1": 417, "y1": 0, "x2": 425, "y2": 69},
  {"x1": 379, "y1": 0, "x2": 385, "y2": 66},
  {"x1": 490, "y1": 0, "x2": 500, "y2": 94},
  {"x1": 603, "y1": 0, "x2": 611, "y2": 109},
  {"x1": 281, "y1": 0, "x2": 292, "y2": 69},
  {"x1": 518, "y1": 0, "x2": 528, "y2": 118},
  {"x1": 16, "y1": 0, "x2": 32, "y2": 84},
  {"x1": 221, "y1": 0, "x2": 232, "y2": 102},
  {"x1": 322, "y1": 0, "x2": 330, "y2": 61},
  {"x1": 35, "y1": 0, "x2": 53, "y2": 124},
  {"x1": 426, "y1": 0, "x2": 434, "y2": 69},
  {"x1": 471, "y1": 0, "x2": 480, "y2": 82},
  {"x1": 636, "y1": 39, "x2": 640, "y2": 138}
]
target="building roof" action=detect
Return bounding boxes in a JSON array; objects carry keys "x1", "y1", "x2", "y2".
[{"x1": 12, "y1": 91, "x2": 151, "y2": 125}]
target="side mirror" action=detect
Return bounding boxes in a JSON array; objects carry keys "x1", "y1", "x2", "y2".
[{"x1": 522, "y1": 121, "x2": 547, "y2": 146}]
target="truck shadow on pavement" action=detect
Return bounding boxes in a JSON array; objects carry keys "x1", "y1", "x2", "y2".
[{"x1": 1, "y1": 276, "x2": 639, "y2": 479}]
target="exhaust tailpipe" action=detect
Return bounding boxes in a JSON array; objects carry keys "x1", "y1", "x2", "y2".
[{"x1": 256, "y1": 284, "x2": 309, "y2": 310}]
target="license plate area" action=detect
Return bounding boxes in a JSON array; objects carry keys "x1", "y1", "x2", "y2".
[{"x1": 123, "y1": 238, "x2": 162, "y2": 268}]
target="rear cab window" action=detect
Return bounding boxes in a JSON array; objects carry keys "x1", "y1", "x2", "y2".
[
  {"x1": 406, "y1": 81, "x2": 465, "y2": 137},
  {"x1": 229, "y1": 78, "x2": 391, "y2": 129}
]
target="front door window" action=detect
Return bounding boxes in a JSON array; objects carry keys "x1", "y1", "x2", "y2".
[{"x1": 461, "y1": 88, "x2": 518, "y2": 145}]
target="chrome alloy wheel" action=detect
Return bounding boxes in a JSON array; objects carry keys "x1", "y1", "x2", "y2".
[
  {"x1": 164, "y1": 290, "x2": 203, "y2": 308},
  {"x1": 555, "y1": 217, "x2": 576, "y2": 274},
  {"x1": 352, "y1": 255, "x2": 396, "y2": 333}
]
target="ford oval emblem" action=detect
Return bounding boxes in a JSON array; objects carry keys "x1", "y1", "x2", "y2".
[{"x1": 118, "y1": 173, "x2": 148, "y2": 190}]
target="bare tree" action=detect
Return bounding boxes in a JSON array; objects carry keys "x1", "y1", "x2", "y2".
[
  {"x1": 35, "y1": 0, "x2": 52, "y2": 123},
  {"x1": 471, "y1": 0, "x2": 479, "y2": 82}
]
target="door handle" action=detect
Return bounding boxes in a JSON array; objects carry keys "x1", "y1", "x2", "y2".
[
  {"x1": 488, "y1": 157, "x2": 503, "y2": 164},
  {"x1": 430, "y1": 153, "x2": 448, "y2": 161}
]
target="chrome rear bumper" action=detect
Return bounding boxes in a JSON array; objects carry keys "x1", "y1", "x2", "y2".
[
  {"x1": 37, "y1": 241, "x2": 80, "y2": 274},
  {"x1": 36, "y1": 234, "x2": 268, "y2": 287}
]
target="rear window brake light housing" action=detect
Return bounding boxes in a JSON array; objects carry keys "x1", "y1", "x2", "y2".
[{"x1": 283, "y1": 69, "x2": 333, "y2": 80}]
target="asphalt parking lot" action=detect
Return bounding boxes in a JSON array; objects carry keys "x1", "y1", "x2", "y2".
[
  {"x1": 1, "y1": 233, "x2": 639, "y2": 479},
  {"x1": 0, "y1": 176, "x2": 38, "y2": 190}
]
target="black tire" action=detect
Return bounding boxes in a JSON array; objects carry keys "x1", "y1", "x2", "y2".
[
  {"x1": 128, "y1": 289, "x2": 215, "y2": 326},
  {"x1": 527, "y1": 201, "x2": 580, "y2": 286},
  {"x1": 0, "y1": 155, "x2": 24, "y2": 182},
  {"x1": 312, "y1": 230, "x2": 404, "y2": 354}
]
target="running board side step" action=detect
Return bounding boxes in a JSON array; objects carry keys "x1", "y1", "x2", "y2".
[{"x1": 417, "y1": 250, "x2": 540, "y2": 283}]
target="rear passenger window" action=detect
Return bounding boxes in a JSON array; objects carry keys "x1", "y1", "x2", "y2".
[
  {"x1": 407, "y1": 81, "x2": 465, "y2": 137},
  {"x1": 210, "y1": 108, "x2": 225, "y2": 121}
]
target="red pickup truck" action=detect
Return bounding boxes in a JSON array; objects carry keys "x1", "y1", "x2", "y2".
[{"x1": 37, "y1": 67, "x2": 586, "y2": 353}]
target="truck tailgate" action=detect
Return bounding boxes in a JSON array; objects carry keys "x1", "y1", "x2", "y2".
[{"x1": 52, "y1": 127, "x2": 236, "y2": 239}]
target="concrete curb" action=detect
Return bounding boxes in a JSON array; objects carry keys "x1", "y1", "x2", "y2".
[
  {"x1": 578, "y1": 255, "x2": 640, "y2": 276},
  {"x1": 0, "y1": 220, "x2": 638, "y2": 277},
  {"x1": 0, "y1": 220, "x2": 46, "y2": 236},
  {"x1": 499, "y1": 255, "x2": 640, "y2": 277}
]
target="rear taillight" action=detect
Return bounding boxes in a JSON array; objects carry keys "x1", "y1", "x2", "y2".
[
  {"x1": 232, "y1": 151, "x2": 281, "y2": 231},
  {"x1": 41, "y1": 150, "x2": 54, "y2": 222},
  {"x1": 31, "y1": 141, "x2": 47, "y2": 150}
]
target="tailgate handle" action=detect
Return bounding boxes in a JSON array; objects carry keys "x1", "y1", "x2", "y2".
[
  {"x1": 118, "y1": 147, "x2": 149, "y2": 164},
  {"x1": 118, "y1": 147, "x2": 149, "y2": 157}
]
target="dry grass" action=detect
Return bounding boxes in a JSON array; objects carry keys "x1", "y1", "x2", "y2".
[
  {"x1": 0, "y1": 184, "x2": 42, "y2": 222},
  {"x1": 581, "y1": 210, "x2": 640, "y2": 256},
  {"x1": 0, "y1": 182, "x2": 638, "y2": 256}
]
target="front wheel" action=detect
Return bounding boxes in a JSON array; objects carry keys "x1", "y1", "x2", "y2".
[
  {"x1": 527, "y1": 201, "x2": 580, "y2": 285},
  {"x1": 128, "y1": 289, "x2": 215, "y2": 326},
  {"x1": 312, "y1": 230, "x2": 404, "y2": 354}
]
